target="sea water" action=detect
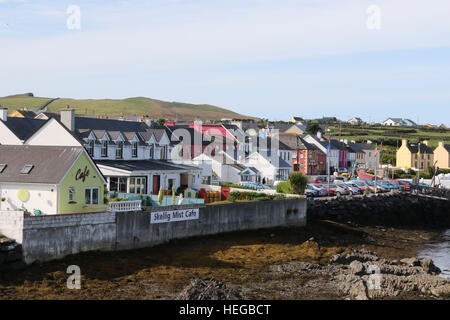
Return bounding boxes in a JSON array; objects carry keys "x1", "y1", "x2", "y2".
[{"x1": 417, "y1": 229, "x2": 450, "y2": 279}]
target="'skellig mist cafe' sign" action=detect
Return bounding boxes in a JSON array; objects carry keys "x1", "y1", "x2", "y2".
[{"x1": 150, "y1": 209, "x2": 199, "y2": 224}]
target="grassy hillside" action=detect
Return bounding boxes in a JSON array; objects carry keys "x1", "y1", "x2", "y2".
[{"x1": 0, "y1": 95, "x2": 257, "y2": 122}]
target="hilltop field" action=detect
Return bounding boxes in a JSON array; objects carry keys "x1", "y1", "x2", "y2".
[{"x1": 0, "y1": 93, "x2": 256, "y2": 122}]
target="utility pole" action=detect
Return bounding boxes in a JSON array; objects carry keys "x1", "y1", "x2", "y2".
[{"x1": 418, "y1": 142, "x2": 421, "y2": 181}]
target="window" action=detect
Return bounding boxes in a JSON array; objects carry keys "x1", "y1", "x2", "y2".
[
  {"x1": 129, "y1": 177, "x2": 146, "y2": 194},
  {"x1": 69, "y1": 187, "x2": 76, "y2": 202},
  {"x1": 101, "y1": 141, "x2": 108, "y2": 157},
  {"x1": 109, "y1": 177, "x2": 127, "y2": 193},
  {"x1": 86, "y1": 140, "x2": 94, "y2": 156},
  {"x1": 149, "y1": 144, "x2": 155, "y2": 159},
  {"x1": 20, "y1": 164, "x2": 34, "y2": 174},
  {"x1": 116, "y1": 141, "x2": 123, "y2": 159},
  {"x1": 168, "y1": 179, "x2": 174, "y2": 190},
  {"x1": 85, "y1": 188, "x2": 99, "y2": 205},
  {"x1": 160, "y1": 145, "x2": 167, "y2": 160},
  {"x1": 132, "y1": 142, "x2": 138, "y2": 158},
  {"x1": 300, "y1": 154, "x2": 304, "y2": 159}
]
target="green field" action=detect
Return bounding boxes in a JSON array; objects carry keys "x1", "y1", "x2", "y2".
[{"x1": 0, "y1": 95, "x2": 256, "y2": 122}]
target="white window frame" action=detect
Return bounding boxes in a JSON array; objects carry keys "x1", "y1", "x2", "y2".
[{"x1": 85, "y1": 187, "x2": 100, "y2": 205}]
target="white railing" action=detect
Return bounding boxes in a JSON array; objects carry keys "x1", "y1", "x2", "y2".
[{"x1": 108, "y1": 200, "x2": 142, "y2": 212}]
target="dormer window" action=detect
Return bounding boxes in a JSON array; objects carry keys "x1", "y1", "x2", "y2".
[
  {"x1": 101, "y1": 141, "x2": 108, "y2": 157},
  {"x1": 149, "y1": 144, "x2": 154, "y2": 159},
  {"x1": 86, "y1": 140, "x2": 94, "y2": 156},
  {"x1": 132, "y1": 142, "x2": 138, "y2": 158},
  {"x1": 116, "y1": 141, "x2": 123, "y2": 159}
]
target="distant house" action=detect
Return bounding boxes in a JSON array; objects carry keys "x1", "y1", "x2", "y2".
[
  {"x1": 289, "y1": 116, "x2": 305, "y2": 125},
  {"x1": 348, "y1": 117, "x2": 365, "y2": 125},
  {"x1": 396, "y1": 139, "x2": 434, "y2": 170},
  {"x1": 403, "y1": 119, "x2": 417, "y2": 127},
  {"x1": 434, "y1": 141, "x2": 450, "y2": 169},
  {"x1": 383, "y1": 118, "x2": 405, "y2": 126},
  {"x1": 260, "y1": 123, "x2": 306, "y2": 137}
]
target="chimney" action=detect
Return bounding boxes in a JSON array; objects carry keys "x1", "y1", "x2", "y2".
[
  {"x1": 0, "y1": 107, "x2": 7, "y2": 122},
  {"x1": 402, "y1": 139, "x2": 408, "y2": 146},
  {"x1": 423, "y1": 140, "x2": 429, "y2": 146},
  {"x1": 316, "y1": 131, "x2": 323, "y2": 140},
  {"x1": 61, "y1": 105, "x2": 75, "y2": 131},
  {"x1": 438, "y1": 141, "x2": 444, "y2": 147}
]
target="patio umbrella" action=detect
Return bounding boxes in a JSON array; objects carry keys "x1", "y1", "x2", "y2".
[{"x1": 158, "y1": 187, "x2": 164, "y2": 206}]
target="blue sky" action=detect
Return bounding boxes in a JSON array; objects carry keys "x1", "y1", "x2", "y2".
[{"x1": 1, "y1": 0, "x2": 450, "y2": 125}]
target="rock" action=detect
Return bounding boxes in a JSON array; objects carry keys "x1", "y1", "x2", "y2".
[
  {"x1": 349, "y1": 261, "x2": 365, "y2": 275},
  {"x1": 401, "y1": 257, "x2": 420, "y2": 267},
  {"x1": 350, "y1": 280, "x2": 369, "y2": 300},
  {"x1": 419, "y1": 258, "x2": 441, "y2": 275},
  {"x1": 176, "y1": 278, "x2": 243, "y2": 300}
]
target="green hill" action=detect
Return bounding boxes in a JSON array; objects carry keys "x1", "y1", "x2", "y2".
[{"x1": 0, "y1": 94, "x2": 257, "y2": 122}]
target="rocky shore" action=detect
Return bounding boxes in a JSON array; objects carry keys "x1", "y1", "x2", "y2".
[{"x1": 270, "y1": 249, "x2": 450, "y2": 300}]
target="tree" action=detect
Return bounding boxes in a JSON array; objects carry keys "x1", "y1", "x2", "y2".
[
  {"x1": 288, "y1": 172, "x2": 309, "y2": 195},
  {"x1": 306, "y1": 122, "x2": 320, "y2": 135}
]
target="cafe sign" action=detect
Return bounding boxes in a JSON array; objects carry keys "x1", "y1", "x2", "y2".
[{"x1": 150, "y1": 208, "x2": 199, "y2": 224}]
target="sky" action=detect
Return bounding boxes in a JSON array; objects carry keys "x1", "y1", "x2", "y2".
[{"x1": 1, "y1": 0, "x2": 450, "y2": 125}]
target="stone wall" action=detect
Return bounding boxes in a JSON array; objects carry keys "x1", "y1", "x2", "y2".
[
  {"x1": 0, "y1": 238, "x2": 25, "y2": 271},
  {"x1": 0, "y1": 198, "x2": 307, "y2": 264},
  {"x1": 0, "y1": 211, "x2": 24, "y2": 243},
  {"x1": 307, "y1": 193, "x2": 450, "y2": 228}
]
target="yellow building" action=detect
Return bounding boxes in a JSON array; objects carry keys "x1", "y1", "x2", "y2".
[
  {"x1": 396, "y1": 139, "x2": 434, "y2": 170},
  {"x1": 8, "y1": 108, "x2": 36, "y2": 118},
  {"x1": 433, "y1": 141, "x2": 450, "y2": 169}
]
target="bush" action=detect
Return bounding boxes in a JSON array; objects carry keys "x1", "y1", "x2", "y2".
[
  {"x1": 276, "y1": 181, "x2": 293, "y2": 194},
  {"x1": 227, "y1": 191, "x2": 285, "y2": 202},
  {"x1": 288, "y1": 172, "x2": 308, "y2": 195}
]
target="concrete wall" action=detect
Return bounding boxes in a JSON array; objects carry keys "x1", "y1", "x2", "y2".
[
  {"x1": 116, "y1": 199, "x2": 306, "y2": 250},
  {"x1": 0, "y1": 198, "x2": 307, "y2": 264},
  {"x1": 0, "y1": 211, "x2": 24, "y2": 243},
  {"x1": 20, "y1": 212, "x2": 116, "y2": 263}
]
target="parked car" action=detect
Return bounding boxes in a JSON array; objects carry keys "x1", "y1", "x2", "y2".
[
  {"x1": 345, "y1": 182, "x2": 363, "y2": 195},
  {"x1": 308, "y1": 184, "x2": 328, "y2": 197},
  {"x1": 334, "y1": 176, "x2": 348, "y2": 183},
  {"x1": 305, "y1": 185, "x2": 320, "y2": 197},
  {"x1": 364, "y1": 181, "x2": 383, "y2": 193},
  {"x1": 389, "y1": 180, "x2": 406, "y2": 191},
  {"x1": 378, "y1": 180, "x2": 399, "y2": 191},
  {"x1": 330, "y1": 183, "x2": 350, "y2": 196},
  {"x1": 397, "y1": 180, "x2": 412, "y2": 191},
  {"x1": 319, "y1": 183, "x2": 335, "y2": 196}
]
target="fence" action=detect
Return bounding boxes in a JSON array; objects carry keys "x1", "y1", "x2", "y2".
[{"x1": 108, "y1": 200, "x2": 142, "y2": 212}]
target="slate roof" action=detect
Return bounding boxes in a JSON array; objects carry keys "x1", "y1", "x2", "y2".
[
  {"x1": 96, "y1": 160, "x2": 201, "y2": 172},
  {"x1": 1, "y1": 117, "x2": 47, "y2": 140},
  {"x1": 0, "y1": 145, "x2": 83, "y2": 184},
  {"x1": 407, "y1": 143, "x2": 433, "y2": 154}
]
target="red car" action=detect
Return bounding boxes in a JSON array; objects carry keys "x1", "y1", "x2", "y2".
[{"x1": 391, "y1": 180, "x2": 410, "y2": 191}]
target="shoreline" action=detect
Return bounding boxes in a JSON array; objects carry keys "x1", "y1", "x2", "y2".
[{"x1": 0, "y1": 220, "x2": 448, "y2": 300}]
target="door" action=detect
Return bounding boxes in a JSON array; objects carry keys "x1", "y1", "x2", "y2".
[{"x1": 152, "y1": 175, "x2": 160, "y2": 195}]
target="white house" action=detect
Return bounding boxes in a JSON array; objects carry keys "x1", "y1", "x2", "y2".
[
  {"x1": 383, "y1": 118, "x2": 405, "y2": 126},
  {"x1": 244, "y1": 151, "x2": 291, "y2": 183},
  {"x1": 348, "y1": 117, "x2": 365, "y2": 125}
]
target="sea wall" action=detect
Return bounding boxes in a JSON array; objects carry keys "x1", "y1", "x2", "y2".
[
  {"x1": 307, "y1": 193, "x2": 450, "y2": 228},
  {"x1": 0, "y1": 198, "x2": 307, "y2": 264}
]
